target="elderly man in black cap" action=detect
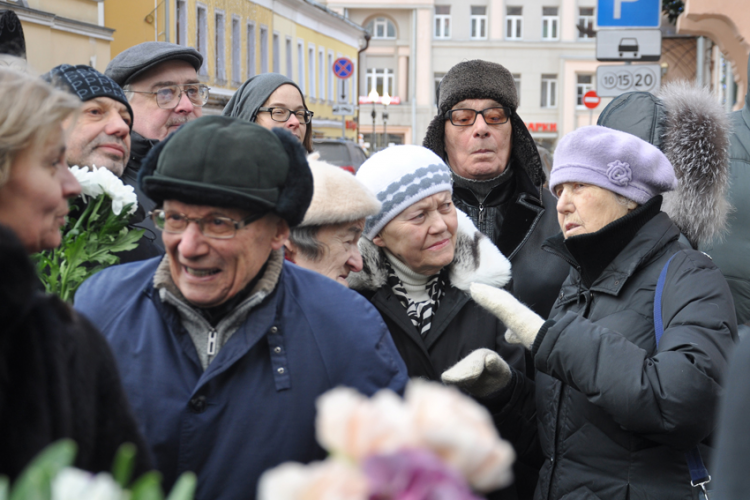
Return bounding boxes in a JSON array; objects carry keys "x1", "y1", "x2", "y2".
[
  {"x1": 424, "y1": 60, "x2": 568, "y2": 320},
  {"x1": 105, "y1": 41, "x2": 206, "y2": 249},
  {"x1": 74, "y1": 116, "x2": 408, "y2": 500}
]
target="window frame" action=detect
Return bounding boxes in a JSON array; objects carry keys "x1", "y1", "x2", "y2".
[
  {"x1": 434, "y1": 5, "x2": 451, "y2": 39},
  {"x1": 176, "y1": 0, "x2": 187, "y2": 46},
  {"x1": 576, "y1": 74, "x2": 594, "y2": 108},
  {"x1": 215, "y1": 11, "x2": 226, "y2": 82},
  {"x1": 246, "y1": 22, "x2": 256, "y2": 80},
  {"x1": 366, "y1": 68, "x2": 394, "y2": 98},
  {"x1": 541, "y1": 74, "x2": 558, "y2": 109},
  {"x1": 231, "y1": 16, "x2": 241, "y2": 84},
  {"x1": 505, "y1": 7, "x2": 523, "y2": 41},
  {"x1": 541, "y1": 7, "x2": 559, "y2": 41},
  {"x1": 366, "y1": 17, "x2": 397, "y2": 40},
  {"x1": 259, "y1": 25, "x2": 268, "y2": 74},
  {"x1": 470, "y1": 6, "x2": 488, "y2": 40},
  {"x1": 196, "y1": 4, "x2": 208, "y2": 76},
  {"x1": 578, "y1": 7, "x2": 595, "y2": 40}
]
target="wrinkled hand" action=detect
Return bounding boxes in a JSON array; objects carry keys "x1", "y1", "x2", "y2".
[
  {"x1": 470, "y1": 283, "x2": 544, "y2": 350},
  {"x1": 441, "y1": 348, "x2": 512, "y2": 397}
]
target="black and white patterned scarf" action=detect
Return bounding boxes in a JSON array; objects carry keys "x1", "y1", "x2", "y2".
[{"x1": 385, "y1": 260, "x2": 449, "y2": 337}]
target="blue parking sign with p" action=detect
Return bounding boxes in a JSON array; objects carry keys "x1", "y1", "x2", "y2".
[{"x1": 597, "y1": 0, "x2": 660, "y2": 28}]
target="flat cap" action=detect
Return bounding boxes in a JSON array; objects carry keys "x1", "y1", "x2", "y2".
[
  {"x1": 139, "y1": 116, "x2": 313, "y2": 227},
  {"x1": 105, "y1": 41, "x2": 203, "y2": 86}
]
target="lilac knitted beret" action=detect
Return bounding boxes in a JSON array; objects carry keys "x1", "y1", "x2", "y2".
[{"x1": 549, "y1": 125, "x2": 677, "y2": 204}]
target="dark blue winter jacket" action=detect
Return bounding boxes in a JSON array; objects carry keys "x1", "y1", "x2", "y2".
[{"x1": 75, "y1": 256, "x2": 408, "y2": 500}]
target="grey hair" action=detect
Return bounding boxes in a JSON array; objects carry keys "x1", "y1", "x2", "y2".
[
  {"x1": 288, "y1": 225, "x2": 324, "y2": 261},
  {"x1": 615, "y1": 194, "x2": 636, "y2": 207}
]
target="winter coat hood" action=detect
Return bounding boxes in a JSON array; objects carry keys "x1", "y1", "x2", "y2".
[
  {"x1": 348, "y1": 209, "x2": 512, "y2": 292},
  {"x1": 598, "y1": 81, "x2": 731, "y2": 248}
]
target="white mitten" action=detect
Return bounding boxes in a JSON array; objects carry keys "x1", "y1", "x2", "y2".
[
  {"x1": 441, "y1": 348, "x2": 512, "y2": 397},
  {"x1": 470, "y1": 283, "x2": 545, "y2": 350}
]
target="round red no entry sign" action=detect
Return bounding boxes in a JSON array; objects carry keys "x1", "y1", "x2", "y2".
[{"x1": 583, "y1": 90, "x2": 601, "y2": 109}]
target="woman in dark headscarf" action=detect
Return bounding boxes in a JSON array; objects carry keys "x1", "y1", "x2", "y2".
[{"x1": 223, "y1": 73, "x2": 313, "y2": 152}]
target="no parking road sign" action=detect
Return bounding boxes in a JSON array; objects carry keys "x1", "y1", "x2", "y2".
[{"x1": 333, "y1": 57, "x2": 354, "y2": 79}]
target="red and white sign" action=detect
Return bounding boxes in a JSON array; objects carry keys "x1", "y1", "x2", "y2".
[
  {"x1": 526, "y1": 122, "x2": 557, "y2": 133},
  {"x1": 583, "y1": 90, "x2": 601, "y2": 109}
]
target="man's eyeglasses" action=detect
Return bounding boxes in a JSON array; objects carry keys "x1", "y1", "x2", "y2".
[
  {"x1": 127, "y1": 84, "x2": 211, "y2": 109},
  {"x1": 150, "y1": 209, "x2": 265, "y2": 239},
  {"x1": 444, "y1": 106, "x2": 512, "y2": 127},
  {"x1": 258, "y1": 107, "x2": 314, "y2": 124}
]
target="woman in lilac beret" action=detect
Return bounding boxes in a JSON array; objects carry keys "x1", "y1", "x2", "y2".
[{"x1": 442, "y1": 125, "x2": 737, "y2": 499}]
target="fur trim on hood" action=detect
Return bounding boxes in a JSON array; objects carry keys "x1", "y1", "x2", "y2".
[
  {"x1": 598, "y1": 81, "x2": 731, "y2": 248},
  {"x1": 347, "y1": 209, "x2": 512, "y2": 292},
  {"x1": 657, "y1": 81, "x2": 731, "y2": 247}
]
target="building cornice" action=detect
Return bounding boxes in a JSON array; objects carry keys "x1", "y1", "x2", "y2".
[
  {"x1": 273, "y1": 0, "x2": 365, "y2": 48},
  {"x1": 0, "y1": 1, "x2": 114, "y2": 41}
]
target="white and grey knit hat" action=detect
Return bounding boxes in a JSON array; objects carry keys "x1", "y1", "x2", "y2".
[{"x1": 355, "y1": 145, "x2": 453, "y2": 240}]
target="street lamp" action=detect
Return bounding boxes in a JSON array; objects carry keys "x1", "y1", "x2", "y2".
[
  {"x1": 368, "y1": 88, "x2": 379, "y2": 153},
  {"x1": 382, "y1": 91, "x2": 391, "y2": 150}
]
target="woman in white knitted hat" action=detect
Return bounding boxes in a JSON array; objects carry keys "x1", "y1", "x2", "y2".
[
  {"x1": 284, "y1": 155, "x2": 381, "y2": 287},
  {"x1": 349, "y1": 145, "x2": 529, "y2": 394}
]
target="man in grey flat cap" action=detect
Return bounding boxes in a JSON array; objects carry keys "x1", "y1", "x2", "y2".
[{"x1": 105, "y1": 41, "x2": 207, "y2": 250}]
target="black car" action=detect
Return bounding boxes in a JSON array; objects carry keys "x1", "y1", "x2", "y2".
[{"x1": 312, "y1": 138, "x2": 368, "y2": 174}]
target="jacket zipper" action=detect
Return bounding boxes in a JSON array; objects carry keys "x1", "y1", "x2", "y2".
[
  {"x1": 478, "y1": 203, "x2": 485, "y2": 226},
  {"x1": 207, "y1": 328, "x2": 217, "y2": 356}
]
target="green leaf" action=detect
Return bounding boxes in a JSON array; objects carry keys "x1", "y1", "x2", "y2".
[
  {"x1": 128, "y1": 471, "x2": 164, "y2": 500},
  {"x1": 165, "y1": 473, "x2": 197, "y2": 500},
  {"x1": 112, "y1": 443, "x2": 137, "y2": 488},
  {"x1": 9, "y1": 439, "x2": 77, "y2": 500}
]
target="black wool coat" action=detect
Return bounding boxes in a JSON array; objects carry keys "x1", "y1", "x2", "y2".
[
  {"x1": 0, "y1": 225, "x2": 152, "y2": 480},
  {"x1": 499, "y1": 202, "x2": 737, "y2": 500}
]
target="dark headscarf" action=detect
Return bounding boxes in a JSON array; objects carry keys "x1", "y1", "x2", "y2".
[
  {"x1": 0, "y1": 10, "x2": 26, "y2": 59},
  {"x1": 223, "y1": 73, "x2": 312, "y2": 152}
]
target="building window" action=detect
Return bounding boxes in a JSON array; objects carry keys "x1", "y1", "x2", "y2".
[
  {"x1": 284, "y1": 37, "x2": 292, "y2": 78},
  {"x1": 470, "y1": 6, "x2": 487, "y2": 40},
  {"x1": 176, "y1": 0, "x2": 187, "y2": 46},
  {"x1": 328, "y1": 51, "x2": 334, "y2": 101},
  {"x1": 308, "y1": 45, "x2": 316, "y2": 99},
  {"x1": 512, "y1": 73, "x2": 521, "y2": 104},
  {"x1": 366, "y1": 17, "x2": 396, "y2": 39},
  {"x1": 272, "y1": 33, "x2": 280, "y2": 73},
  {"x1": 542, "y1": 7, "x2": 559, "y2": 40},
  {"x1": 215, "y1": 12, "x2": 226, "y2": 81},
  {"x1": 366, "y1": 68, "x2": 394, "y2": 97},
  {"x1": 196, "y1": 5, "x2": 208, "y2": 75},
  {"x1": 541, "y1": 74, "x2": 557, "y2": 108},
  {"x1": 246, "y1": 22, "x2": 256, "y2": 79},
  {"x1": 506, "y1": 6, "x2": 523, "y2": 40},
  {"x1": 435, "y1": 5, "x2": 451, "y2": 39},
  {"x1": 318, "y1": 48, "x2": 325, "y2": 102},
  {"x1": 297, "y1": 41, "x2": 305, "y2": 94},
  {"x1": 259, "y1": 26, "x2": 268, "y2": 74},
  {"x1": 578, "y1": 7, "x2": 595, "y2": 39},
  {"x1": 231, "y1": 17, "x2": 240, "y2": 84},
  {"x1": 576, "y1": 74, "x2": 593, "y2": 107}
]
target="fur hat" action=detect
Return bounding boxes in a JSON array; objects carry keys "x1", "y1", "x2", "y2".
[
  {"x1": 550, "y1": 125, "x2": 677, "y2": 204},
  {"x1": 139, "y1": 116, "x2": 313, "y2": 227},
  {"x1": 422, "y1": 59, "x2": 545, "y2": 188},
  {"x1": 355, "y1": 145, "x2": 453, "y2": 240},
  {"x1": 300, "y1": 153, "x2": 381, "y2": 227},
  {"x1": 597, "y1": 82, "x2": 731, "y2": 247},
  {"x1": 0, "y1": 10, "x2": 26, "y2": 59}
]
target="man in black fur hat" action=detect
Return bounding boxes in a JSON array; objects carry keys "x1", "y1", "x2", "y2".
[
  {"x1": 74, "y1": 116, "x2": 408, "y2": 500},
  {"x1": 424, "y1": 60, "x2": 568, "y2": 321}
]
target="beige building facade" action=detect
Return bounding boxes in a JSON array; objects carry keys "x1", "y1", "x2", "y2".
[
  {"x1": 1, "y1": 0, "x2": 113, "y2": 73},
  {"x1": 323, "y1": 0, "x2": 608, "y2": 150}
]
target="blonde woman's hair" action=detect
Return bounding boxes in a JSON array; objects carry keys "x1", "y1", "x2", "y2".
[{"x1": 0, "y1": 60, "x2": 80, "y2": 188}]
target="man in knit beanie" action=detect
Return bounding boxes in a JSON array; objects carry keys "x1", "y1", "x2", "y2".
[
  {"x1": 423, "y1": 60, "x2": 568, "y2": 324},
  {"x1": 44, "y1": 64, "x2": 133, "y2": 177}
]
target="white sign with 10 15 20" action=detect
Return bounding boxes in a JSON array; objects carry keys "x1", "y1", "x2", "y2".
[{"x1": 596, "y1": 64, "x2": 660, "y2": 97}]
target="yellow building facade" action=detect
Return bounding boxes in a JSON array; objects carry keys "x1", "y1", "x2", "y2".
[
  {"x1": 104, "y1": 0, "x2": 365, "y2": 139},
  {"x1": 2, "y1": 0, "x2": 113, "y2": 73}
]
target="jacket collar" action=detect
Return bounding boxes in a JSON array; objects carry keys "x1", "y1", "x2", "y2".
[
  {"x1": 348, "y1": 209, "x2": 512, "y2": 292},
  {"x1": 128, "y1": 131, "x2": 159, "y2": 172}
]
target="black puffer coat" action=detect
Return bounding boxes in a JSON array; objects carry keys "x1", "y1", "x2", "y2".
[
  {"x1": 0, "y1": 225, "x2": 152, "y2": 480},
  {"x1": 525, "y1": 200, "x2": 737, "y2": 499}
]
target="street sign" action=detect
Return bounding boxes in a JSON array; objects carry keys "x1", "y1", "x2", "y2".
[
  {"x1": 597, "y1": 0, "x2": 660, "y2": 28},
  {"x1": 596, "y1": 29, "x2": 661, "y2": 61},
  {"x1": 332, "y1": 104, "x2": 355, "y2": 115},
  {"x1": 358, "y1": 95, "x2": 401, "y2": 105},
  {"x1": 583, "y1": 90, "x2": 601, "y2": 109},
  {"x1": 333, "y1": 57, "x2": 354, "y2": 79},
  {"x1": 596, "y1": 64, "x2": 660, "y2": 97}
]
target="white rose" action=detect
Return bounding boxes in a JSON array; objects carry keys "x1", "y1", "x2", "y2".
[
  {"x1": 257, "y1": 460, "x2": 367, "y2": 500},
  {"x1": 88, "y1": 165, "x2": 138, "y2": 216},
  {"x1": 316, "y1": 386, "x2": 415, "y2": 461},
  {"x1": 406, "y1": 379, "x2": 515, "y2": 492},
  {"x1": 52, "y1": 468, "x2": 125, "y2": 500},
  {"x1": 69, "y1": 166, "x2": 104, "y2": 201}
]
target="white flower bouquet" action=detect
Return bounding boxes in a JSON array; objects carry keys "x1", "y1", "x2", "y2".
[
  {"x1": 0, "y1": 440, "x2": 196, "y2": 500},
  {"x1": 258, "y1": 379, "x2": 516, "y2": 500},
  {"x1": 34, "y1": 166, "x2": 144, "y2": 303}
]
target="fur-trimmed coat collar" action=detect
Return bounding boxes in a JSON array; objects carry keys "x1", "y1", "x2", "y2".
[{"x1": 348, "y1": 210, "x2": 512, "y2": 292}]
